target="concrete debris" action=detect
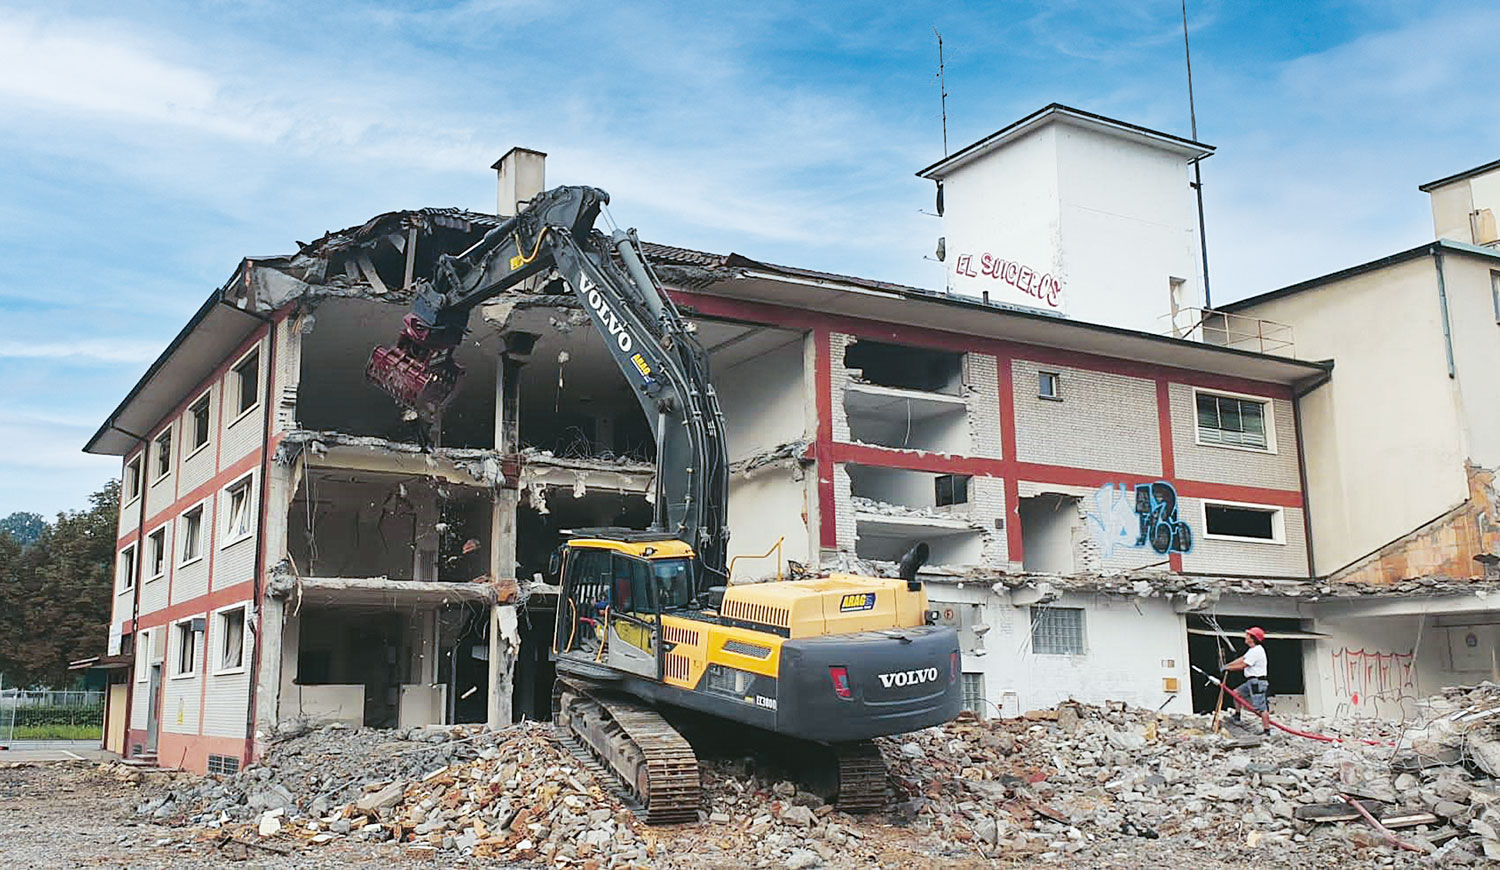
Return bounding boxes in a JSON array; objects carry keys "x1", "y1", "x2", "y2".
[
  {"x1": 730, "y1": 440, "x2": 812, "y2": 475},
  {"x1": 130, "y1": 683, "x2": 1500, "y2": 866},
  {"x1": 275, "y1": 429, "x2": 506, "y2": 488}
]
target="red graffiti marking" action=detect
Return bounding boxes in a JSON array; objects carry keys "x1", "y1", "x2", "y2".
[
  {"x1": 953, "y1": 253, "x2": 1062, "y2": 308},
  {"x1": 1330, "y1": 648, "x2": 1416, "y2": 706}
]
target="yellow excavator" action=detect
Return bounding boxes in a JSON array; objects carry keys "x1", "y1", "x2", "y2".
[{"x1": 368, "y1": 185, "x2": 962, "y2": 822}]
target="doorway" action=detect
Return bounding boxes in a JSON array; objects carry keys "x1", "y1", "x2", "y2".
[{"x1": 1186, "y1": 614, "x2": 1308, "y2": 714}]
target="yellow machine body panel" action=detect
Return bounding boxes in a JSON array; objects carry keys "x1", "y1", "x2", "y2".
[
  {"x1": 659, "y1": 616, "x2": 785, "y2": 690},
  {"x1": 718, "y1": 573, "x2": 929, "y2": 638}
]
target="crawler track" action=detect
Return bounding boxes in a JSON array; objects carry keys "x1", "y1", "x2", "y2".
[
  {"x1": 553, "y1": 677, "x2": 701, "y2": 825},
  {"x1": 831, "y1": 740, "x2": 888, "y2": 812}
]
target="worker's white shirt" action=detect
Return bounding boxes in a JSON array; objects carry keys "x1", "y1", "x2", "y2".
[{"x1": 1244, "y1": 644, "x2": 1268, "y2": 678}]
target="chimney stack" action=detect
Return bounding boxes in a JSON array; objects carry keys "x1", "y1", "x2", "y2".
[{"x1": 492, "y1": 147, "x2": 547, "y2": 216}]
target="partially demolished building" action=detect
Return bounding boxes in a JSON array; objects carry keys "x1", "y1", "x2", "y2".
[{"x1": 84, "y1": 115, "x2": 1500, "y2": 774}]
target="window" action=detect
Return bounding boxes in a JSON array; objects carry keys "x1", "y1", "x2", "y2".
[
  {"x1": 935, "y1": 474, "x2": 970, "y2": 507},
  {"x1": 173, "y1": 620, "x2": 198, "y2": 677},
  {"x1": 233, "y1": 350, "x2": 259, "y2": 416},
  {"x1": 961, "y1": 672, "x2": 987, "y2": 719},
  {"x1": 1195, "y1": 391, "x2": 1270, "y2": 450},
  {"x1": 124, "y1": 456, "x2": 142, "y2": 502},
  {"x1": 148, "y1": 528, "x2": 167, "y2": 579},
  {"x1": 136, "y1": 629, "x2": 151, "y2": 681},
  {"x1": 1491, "y1": 271, "x2": 1500, "y2": 324},
  {"x1": 207, "y1": 754, "x2": 240, "y2": 776},
  {"x1": 180, "y1": 506, "x2": 204, "y2": 564},
  {"x1": 188, "y1": 393, "x2": 211, "y2": 452},
  {"x1": 217, "y1": 607, "x2": 246, "y2": 671},
  {"x1": 153, "y1": 428, "x2": 173, "y2": 480},
  {"x1": 118, "y1": 545, "x2": 137, "y2": 592},
  {"x1": 1203, "y1": 502, "x2": 1283, "y2": 543},
  {"x1": 1030, "y1": 606, "x2": 1085, "y2": 655},
  {"x1": 1038, "y1": 370, "x2": 1061, "y2": 400},
  {"x1": 224, "y1": 477, "x2": 254, "y2": 543}
]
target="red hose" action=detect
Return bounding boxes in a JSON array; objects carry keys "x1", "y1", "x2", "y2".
[{"x1": 1218, "y1": 682, "x2": 1391, "y2": 747}]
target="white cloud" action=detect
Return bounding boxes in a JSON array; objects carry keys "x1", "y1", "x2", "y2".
[{"x1": 0, "y1": 339, "x2": 162, "y2": 363}]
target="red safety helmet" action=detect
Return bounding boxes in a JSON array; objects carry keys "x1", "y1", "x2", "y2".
[{"x1": 1246, "y1": 627, "x2": 1266, "y2": 643}]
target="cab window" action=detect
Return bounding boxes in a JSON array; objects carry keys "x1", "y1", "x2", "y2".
[
  {"x1": 611, "y1": 554, "x2": 654, "y2": 614},
  {"x1": 652, "y1": 558, "x2": 694, "y2": 610}
]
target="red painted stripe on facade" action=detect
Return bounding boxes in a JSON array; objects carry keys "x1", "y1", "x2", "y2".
[
  {"x1": 813, "y1": 327, "x2": 836, "y2": 549},
  {"x1": 126, "y1": 579, "x2": 254, "y2": 633},
  {"x1": 671, "y1": 289, "x2": 1299, "y2": 398},
  {"x1": 1155, "y1": 378, "x2": 1183, "y2": 571},
  {"x1": 995, "y1": 355, "x2": 1024, "y2": 563}
]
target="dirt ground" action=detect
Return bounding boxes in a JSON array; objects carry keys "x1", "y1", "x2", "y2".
[{"x1": 0, "y1": 762, "x2": 454, "y2": 869}]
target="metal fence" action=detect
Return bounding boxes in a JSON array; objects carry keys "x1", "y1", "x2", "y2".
[{"x1": 0, "y1": 687, "x2": 105, "y2": 742}]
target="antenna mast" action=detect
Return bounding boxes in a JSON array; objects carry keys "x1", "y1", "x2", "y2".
[
  {"x1": 1182, "y1": 0, "x2": 1212, "y2": 309},
  {"x1": 934, "y1": 27, "x2": 948, "y2": 156}
]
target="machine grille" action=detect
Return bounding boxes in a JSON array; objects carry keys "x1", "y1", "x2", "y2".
[
  {"x1": 721, "y1": 639, "x2": 773, "y2": 659},
  {"x1": 662, "y1": 625, "x2": 701, "y2": 646},
  {"x1": 664, "y1": 653, "x2": 692, "y2": 682},
  {"x1": 722, "y1": 599, "x2": 790, "y2": 629}
]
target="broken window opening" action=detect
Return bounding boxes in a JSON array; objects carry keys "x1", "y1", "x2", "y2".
[
  {"x1": 847, "y1": 464, "x2": 987, "y2": 566},
  {"x1": 296, "y1": 298, "x2": 496, "y2": 449},
  {"x1": 844, "y1": 338, "x2": 964, "y2": 395},
  {"x1": 1018, "y1": 494, "x2": 1084, "y2": 574},
  {"x1": 287, "y1": 469, "x2": 492, "y2": 583},
  {"x1": 1185, "y1": 613, "x2": 1306, "y2": 714}
]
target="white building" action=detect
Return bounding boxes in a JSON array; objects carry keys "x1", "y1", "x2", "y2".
[{"x1": 917, "y1": 104, "x2": 1211, "y2": 334}]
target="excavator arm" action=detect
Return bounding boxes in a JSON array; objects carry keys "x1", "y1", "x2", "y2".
[{"x1": 366, "y1": 185, "x2": 731, "y2": 582}]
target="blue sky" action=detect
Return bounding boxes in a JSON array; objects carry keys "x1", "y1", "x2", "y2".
[{"x1": 1, "y1": 0, "x2": 1496, "y2": 517}]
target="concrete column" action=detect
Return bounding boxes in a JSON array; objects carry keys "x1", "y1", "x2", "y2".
[{"x1": 488, "y1": 352, "x2": 522, "y2": 728}]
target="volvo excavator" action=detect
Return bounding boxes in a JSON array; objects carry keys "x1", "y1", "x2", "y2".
[{"x1": 366, "y1": 185, "x2": 962, "y2": 823}]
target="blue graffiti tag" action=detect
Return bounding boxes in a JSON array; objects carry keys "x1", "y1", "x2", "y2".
[{"x1": 1087, "y1": 480, "x2": 1192, "y2": 557}]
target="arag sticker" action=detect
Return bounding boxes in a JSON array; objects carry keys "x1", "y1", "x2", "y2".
[{"x1": 839, "y1": 592, "x2": 877, "y2": 613}]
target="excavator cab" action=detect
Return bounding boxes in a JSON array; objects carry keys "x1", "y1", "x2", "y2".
[{"x1": 551, "y1": 531, "x2": 698, "y2": 680}]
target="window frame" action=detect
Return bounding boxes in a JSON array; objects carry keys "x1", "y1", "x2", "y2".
[
  {"x1": 213, "y1": 604, "x2": 249, "y2": 675},
  {"x1": 1191, "y1": 386, "x2": 1277, "y2": 454},
  {"x1": 146, "y1": 525, "x2": 168, "y2": 581},
  {"x1": 135, "y1": 628, "x2": 152, "y2": 682},
  {"x1": 118, "y1": 544, "x2": 137, "y2": 593},
  {"x1": 186, "y1": 390, "x2": 213, "y2": 457},
  {"x1": 153, "y1": 426, "x2": 174, "y2": 481},
  {"x1": 1037, "y1": 370, "x2": 1062, "y2": 401},
  {"x1": 171, "y1": 618, "x2": 199, "y2": 679},
  {"x1": 961, "y1": 671, "x2": 987, "y2": 719},
  {"x1": 1029, "y1": 605, "x2": 1087, "y2": 656},
  {"x1": 1491, "y1": 271, "x2": 1500, "y2": 324},
  {"x1": 1200, "y1": 499, "x2": 1286, "y2": 545},
  {"x1": 124, "y1": 455, "x2": 143, "y2": 504},
  {"x1": 934, "y1": 473, "x2": 970, "y2": 507},
  {"x1": 221, "y1": 473, "x2": 256, "y2": 547},
  {"x1": 179, "y1": 502, "x2": 207, "y2": 566},
  {"x1": 230, "y1": 346, "x2": 261, "y2": 424}
]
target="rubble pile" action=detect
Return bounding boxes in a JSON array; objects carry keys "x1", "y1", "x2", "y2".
[
  {"x1": 140, "y1": 720, "x2": 657, "y2": 867},
  {"x1": 135, "y1": 684, "x2": 1500, "y2": 867}
]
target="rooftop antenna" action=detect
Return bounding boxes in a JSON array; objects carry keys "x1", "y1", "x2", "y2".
[
  {"x1": 934, "y1": 27, "x2": 949, "y2": 156},
  {"x1": 1182, "y1": 0, "x2": 1212, "y2": 309}
]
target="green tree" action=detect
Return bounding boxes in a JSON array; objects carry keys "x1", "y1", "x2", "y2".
[
  {"x1": 0, "y1": 481, "x2": 119, "y2": 688},
  {"x1": 0, "y1": 512, "x2": 45, "y2": 547}
]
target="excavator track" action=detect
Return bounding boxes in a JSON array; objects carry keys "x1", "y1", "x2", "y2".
[
  {"x1": 552, "y1": 677, "x2": 701, "y2": 825},
  {"x1": 831, "y1": 740, "x2": 888, "y2": 813}
]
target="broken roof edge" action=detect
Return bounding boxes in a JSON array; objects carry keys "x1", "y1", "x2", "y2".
[
  {"x1": 916, "y1": 103, "x2": 1214, "y2": 180},
  {"x1": 1220, "y1": 239, "x2": 1500, "y2": 314},
  {"x1": 711, "y1": 253, "x2": 1332, "y2": 386}
]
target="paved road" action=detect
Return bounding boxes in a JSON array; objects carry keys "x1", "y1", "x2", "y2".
[{"x1": 0, "y1": 739, "x2": 113, "y2": 762}]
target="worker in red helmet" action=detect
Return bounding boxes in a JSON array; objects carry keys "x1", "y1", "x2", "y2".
[{"x1": 1223, "y1": 627, "x2": 1270, "y2": 735}]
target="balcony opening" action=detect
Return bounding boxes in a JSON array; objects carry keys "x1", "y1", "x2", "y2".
[
  {"x1": 846, "y1": 464, "x2": 986, "y2": 566},
  {"x1": 844, "y1": 338, "x2": 963, "y2": 395},
  {"x1": 1018, "y1": 494, "x2": 1083, "y2": 574}
]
